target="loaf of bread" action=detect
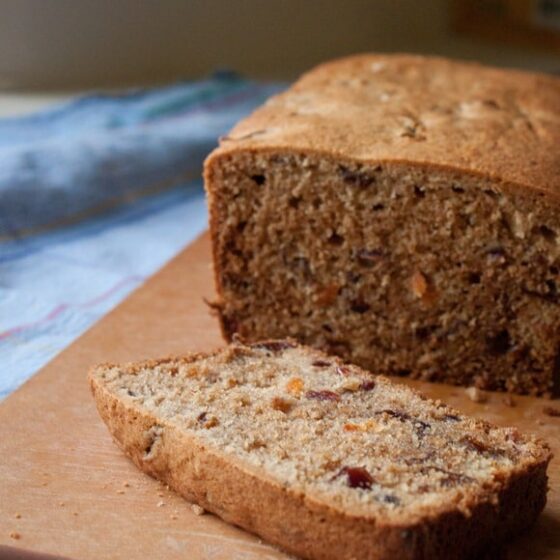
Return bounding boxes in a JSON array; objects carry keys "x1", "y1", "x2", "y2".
[
  {"x1": 204, "y1": 54, "x2": 560, "y2": 396},
  {"x1": 89, "y1": 339, "x2": 551, "y2": 560}
]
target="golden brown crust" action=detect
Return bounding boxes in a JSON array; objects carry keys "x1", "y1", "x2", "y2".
[
  {"x1": 88, "y1": 340, "x2": 551, "y2": 560},
  {"x1": 205, "y1": 53, "x2": 560, "y2": 197}
]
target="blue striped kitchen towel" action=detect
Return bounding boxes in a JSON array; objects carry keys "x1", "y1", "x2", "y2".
[{"x1": 0, "y1": 73, "x2": 284, "y2": 398}]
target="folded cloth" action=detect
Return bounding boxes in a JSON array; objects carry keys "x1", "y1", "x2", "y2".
[{"x1": 0, "y1": 74, "x2": 284, "y2": 398}]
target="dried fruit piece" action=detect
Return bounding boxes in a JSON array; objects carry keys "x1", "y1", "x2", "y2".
[
  {"x1": 252, "y1": 340, "x2": 296, "y2": 352},
  {"x1": 411, "y1": 271, "x2": 428, "y2": 298},
  {"x1": 306, "y1": 390, "x2": 340, "y2": 402},
  {"x1": 197, "y1": 412, "x2": 219, "y2": 428},
  {"x1": 336, "y1": 366, "x2": 351, "y2": 376},
  {"x1": 316, "y1": 284, "x2": 339, "y2": 306},
  {"x1": 361, "y1": 380, "x2": 376, "y2": 391},
  {"x1": 338, "y1": 466, "x2": 374, "y2": 489},
  {"x1": 343, "y1": 419, "x2": 378, "y2": 432},
  {"x1": 543, "y1": 406, "x2": 560, "y2": 417},
  {"x1": 356, "y1": 248, "x2": 384, "y2": 267},
  {"x1": 312, "y1": 360, "x2": 331, "y2": 367},
  {"x1": 286, "y1": 377, "x2": 304, "y2": 396},
  {"x1": 271, "y1": 396, "x2": 293, "y2": 413}
]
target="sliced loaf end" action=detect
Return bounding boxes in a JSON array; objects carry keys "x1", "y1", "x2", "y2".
[{"x1": 89, "y1": 339, "x2": 551, "y2": 560}]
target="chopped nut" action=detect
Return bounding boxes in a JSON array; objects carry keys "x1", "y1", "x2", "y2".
[
  {"x1": 411, "y1": 271, "x2": 428, "y2": 298},
  {"x1": 502, "y1": 395, "x2": 516, "y2": 407},
  {"x1": 465, "y1": 386, "x2": 488, "y2": 403},
  {"x1": 191, "y1": 504, "x2": 205, "y2": 516},
  {"x1": 9, "y1": 531, "x2": 21, "y2": 540},
  {"x1": 271, "y1": 396, "x2": 293, "y2": 413},
  {"x1": 286, "y1": 377, "x2": 304, "y2": 396},
  {"x1": 543, "y1": 406, "x2": 560, "y2": 417},
  {"x1": 341, "y1": 379, "x2": 361, "y2": 392}
]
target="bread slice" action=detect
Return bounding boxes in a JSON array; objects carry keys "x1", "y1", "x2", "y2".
[
  {"x1": 89, "y1": 339, "x2": 551, "y2": 560},
  {"x1": 204, "y1": 53, "x2": 560, "y2": 396}
]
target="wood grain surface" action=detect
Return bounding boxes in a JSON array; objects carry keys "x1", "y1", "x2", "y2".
[{"x1": 0, "y1": 232, "x2": 558, "y2": 559}]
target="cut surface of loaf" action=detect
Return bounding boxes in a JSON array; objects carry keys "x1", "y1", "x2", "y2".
[
  {"x1": 204, "y1": 53, "x2": 560, "y2": 396},
  {"x1": 89, "y1": 339, "x2": 551, "y2": 560}
]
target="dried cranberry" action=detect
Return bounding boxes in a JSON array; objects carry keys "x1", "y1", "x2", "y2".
[
  {"x1": 356, "y1": 248, "x2": 383, "y2": 266},
  {"x1": 461, "y1": 436, "x2": 490, "y2": 454},
  {"x1": 306, "y1": 390, "x2": 340, "y2": 402},
  {"x1": 442, "y1": 414, "x2": 461, "y2": 422},
  {"x1": 360, "y1": 380, "x2": 376, "y2": 391},
  {"x1": 312, "y1": 360, "x2": 331, "y2": 367},
  {"x1": 197, "y1": 412, "x2": 207, "y2": 423},
  {"x1": 485, "y1": 330, "x2": 510, "y2": 355},
  {"x1": 338, "y1": 165, "x2": 375, "y2": 187},
  {"x1": 339, "y1": 466, "x2": 374, "y2": 489},
  {"x1": 336, "y1": 366, "x2": 351, "y2": 376},
  {"x1": 350, "y1": 300, "x2": 370, "y2": 314},
  {"x1": 252, "y1": 340, "x2": 296, "y2": 352}
]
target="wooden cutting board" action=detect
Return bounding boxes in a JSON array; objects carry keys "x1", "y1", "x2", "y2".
[{"x1": 1, "y1": 232, "x2": 559, "y2": 560}]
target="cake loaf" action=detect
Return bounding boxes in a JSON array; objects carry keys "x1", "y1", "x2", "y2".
[
  {"x1": 89, "y1": 339, "x2": 551, "y2": 560},
  {"x1": 204, "y1": 54, "x2": 560, "y2": 396}
]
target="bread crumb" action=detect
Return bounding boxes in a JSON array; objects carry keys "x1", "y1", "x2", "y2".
[
  {"x1": 73, "y1": 512, "x2": 79, "y2": 517},
  {"x1": 465, "y1": 386, "x2": 488, "y2": 403},
  {"x1": 14, "y1": 513, "x2": 21, "y2": 519},
  {"x1": 122, "y1": 481, "x2": 130, "y2": 488},
  {"x1": 10, "y1": 531, "x2": 21, "y2": 540},
  {"x1": 170, "y1": 514, "x2": 178, "y2": 520},
  {"x1": 116, "y1": 490, "x2": 125, "y2": 495},
  {"x1": 543, "y1": 406, "x2": 560, "y2": 417},
  {"x1": 157, "y1": 501, "x2": 165, "y2": 507},
  {"x1": 59, "y1": 502, "x2": 65, "y2": 507},
  {"x1": 191, "y1": 504, "x2": 205, "y2": 516},
  {"x1": 502, "y1": 395, "x2": 516, "y2": 407}
]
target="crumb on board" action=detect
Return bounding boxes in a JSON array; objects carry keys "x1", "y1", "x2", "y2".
[
  {"x1": 123, "y1": 481, "x2": 130, "y2": 488},
  {"x1": 502, "y1": 395, "x2": 516, "y2": 407},
  {"x1": 543, "y1": 406, "x2": 560, "y2": 417},
  {"x1": 14, "y1": 513, "x2": 21, "y2": 519},
  {"x1": 170, "y1": 514, "x2": 178, "y2": 520},
  {"x1": 116, "y1": 490, "x2": 126, "y2": 495},
  {"x1": 157, "y1": 501, "x2": 165, "y2": 508},
  {"x1": 465, "y1": 386, "x2": 488, "y2": 403},
  {"x1": 9, "y1": 531, "x2": 21, "y2": 540},
  {"x1": 191, "y1": 504, "x2": 205, "y2": 516},
  {"x1": 59, "y1": 502, "x2": 65, "y2": 507}
]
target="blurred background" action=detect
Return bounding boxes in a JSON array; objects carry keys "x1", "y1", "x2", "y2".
[
  {"x1": 1, "y1": 0, "x2": 560, "y2": 111},
  {"x1": 2, "y1": 0, "x2": 560, "y2": 398}
]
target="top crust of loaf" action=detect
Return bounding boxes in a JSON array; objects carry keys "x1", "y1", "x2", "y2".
[{"x1": 205, "y1": 54, "x2": 560, "y2": 195}]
